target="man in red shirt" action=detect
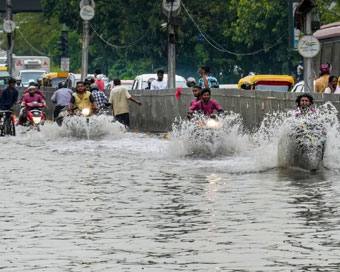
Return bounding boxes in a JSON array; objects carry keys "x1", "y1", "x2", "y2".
[
  {"x1": 18, "y1": 86, "x2": 46, "y2": 125},
  {"x1": 189, "y1": 88, "x2": 223, "y2": 116}
]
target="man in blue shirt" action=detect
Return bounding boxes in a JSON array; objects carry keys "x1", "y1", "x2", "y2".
[
  {"x1": 198, "y1": 66, "x2": 219, "y2": 89},
  {"x1": 0, "y1": 78, "x2": 18, "y2": 110},
  {"x1": 51, "y1": 81, "x2": 73, "y2": 120}
]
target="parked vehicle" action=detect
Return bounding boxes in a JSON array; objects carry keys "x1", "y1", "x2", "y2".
[
  {"x1": 12, "y1": 55, "x2": 50, "y2": 78},
  {"x1": 19, "y1": 69, "x2": 47, "y2": 87},
  {"x1": 107, "y1": 79, "x2": 134, "y2": 90},
  {"x1": 40, "y1": 72, "x2": 69, "y2": 87},
  {"x1": 219, "y1": 84, "x2": 238, "y2": 89},
  {"x1": 238, "y1": 75, "x2": 295, "y2": 92},
  {"x1": 66, "y1": 73, "x2": 109, "y2": 89},
  {"x1": 66, "y1": 73, "x2": 81, "y2": 89},
  {"x1": 291, "y1": 81, "x2": 305, "y2": 93},
  {"x1": 0, "y1": 70, "x2": 11, "y2": 85},
  {"x1": 291, "y1": 81, "x2": 318, "y2": 93},
  {"x1": 131, "y1": 74, "x2": 187, "y2": 90}
]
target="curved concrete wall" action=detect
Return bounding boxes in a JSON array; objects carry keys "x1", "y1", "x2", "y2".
[
  {"x1": 129, "y1": 88, "x2": 340, "y2": 132},
  {"x1": 2, "y1": 86, "x2": 339, "y2": 132}
]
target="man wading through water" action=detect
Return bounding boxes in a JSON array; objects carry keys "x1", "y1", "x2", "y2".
[{"x1": 109, "y1": 78, "x2": 142, "y2": 127}]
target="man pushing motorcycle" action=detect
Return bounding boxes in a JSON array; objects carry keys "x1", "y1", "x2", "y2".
[{"x1": 68, "y1": 81, "x2": 98, "y2": 115}]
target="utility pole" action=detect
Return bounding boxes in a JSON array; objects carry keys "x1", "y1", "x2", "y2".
[
  {"x1": 303, "y1": 11, "x2": 313, "y2": 93},
  {"x1": 295, "y1": 0, "x2": 318, "y2": 93},
  {"x1": 80, "y1": 0, "x2": 95, "y2": 81},
  {"x1": 162, "y1": 0, "x2": 181, "y2": 89},
  {"x1": 167, "y1": 21, "x2": 176, "y2": 89},
  {"x1": 6, "y1": 0, "x2": 13, "y2": 76}
]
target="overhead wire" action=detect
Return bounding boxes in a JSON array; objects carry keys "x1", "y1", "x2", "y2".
[
  {"x1": 90, "y1": 24, "x2": 149, "y2": 49},
  {"x1": 16, "y1": 27, "x2": 49, "y2": 56},
  {"x1": 181, "y1": 1, "x2": 286, "y2": 56}
]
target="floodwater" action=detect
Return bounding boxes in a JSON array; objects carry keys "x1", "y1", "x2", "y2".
[{"x1": 1, "y1": 112, "x2": 340, "y2": 272}]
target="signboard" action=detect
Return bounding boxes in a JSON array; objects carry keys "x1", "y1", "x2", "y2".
[
  {"x1": 80, "y1": 5, "x2": 95, "y2": 21},
  {"x1": 3, "y1": 19, "x2": 16, "y2": 33},
  {"x1": 0, "y1": 0, "x2": 42, "y2": 13},
  {"x1": 79, "y1": 0, "x2": 95, "y2": 9},
  {"x1": 297, "y1": 35, "x2": 320, "y2": 58},
  {"x1": 162, "y1": 0, "x2": 181, "y2": 17},
  {"x1": 61, "y1": 57, "x2": 70, "y2": 72}
]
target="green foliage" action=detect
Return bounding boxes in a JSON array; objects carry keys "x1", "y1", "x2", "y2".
[{"x1": 4, "y1": 0, "x2": 340, "y2": 83}]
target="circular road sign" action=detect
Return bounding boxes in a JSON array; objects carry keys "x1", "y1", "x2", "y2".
[
  {"x1": 3, "y1": 19, "x2": 16, "y2": 33},
  {"x1": 162, "y1": 0, "x2": 181, "y2": 17},
  {"x1": 79, "y1": 0, "x2": 95, "y2": 9},
  {"x1": 297, "y1": 35, "x2": 320, "y2": 58},
  {"x1": 80, "y1": 5, "x2": 95, "y2": 21}
]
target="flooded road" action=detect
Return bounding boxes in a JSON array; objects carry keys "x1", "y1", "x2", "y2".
[{"x1": 1, "y1": 117, "x2": 340, "y2": 271}]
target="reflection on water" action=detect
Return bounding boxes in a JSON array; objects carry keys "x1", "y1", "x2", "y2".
[{"x1": 1, "y1": 119, "x2": 340, "y2": 271}]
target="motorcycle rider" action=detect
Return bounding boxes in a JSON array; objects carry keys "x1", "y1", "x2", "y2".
[
  {"x1": 315, "y1": 63, "x2": 331, "y2": 93},
  {"x1": 295, "y1": 94, "x2": 316, "y2": 117},
  {"x1": 190, "y1": 85, "x2": 202, "y2": 107},
  {"x1": 188, "y1": 88, "x2": 223, "y2": 116},
  {"x1": 51, "y1": 81, "x2": 73, "y2": 120},
  {"x1": 90, "y1": 83, "x2": 108, "y2": 109},
  {"x1": 0, "y1": 78, "x2": 18, "y2": 111},
  {"x1": 68, "y1": 81, "x2": 98, "y2": 114},
  {"x1": 23, "y1": 82, "x2": 45, "y2": 99},
  {"x1": 18, "y1": 85, "x2": 46, "y2": 125}
]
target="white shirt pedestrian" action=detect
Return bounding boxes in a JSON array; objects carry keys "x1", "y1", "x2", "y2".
[{"x1": 150, "y1": 80, "x2": 167, "y2": 90}]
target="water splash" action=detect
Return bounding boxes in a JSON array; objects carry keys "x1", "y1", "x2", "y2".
[
  {"x1": 13, "y1": 115, "x2": 125, "y2": 141},
  {"x1": 167, "y1": 102, "x2": 340, "y2": 173},
  {"x1": 167, "y1": 112, "x2": 248, "y2": 158},
  {"x1": 250, "y1": 102, "x2": 340, "y2": 171}
]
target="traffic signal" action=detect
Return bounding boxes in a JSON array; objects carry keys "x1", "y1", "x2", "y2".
[{"x1": 57, "y1": 30, "x2": 68, "y2": 57}]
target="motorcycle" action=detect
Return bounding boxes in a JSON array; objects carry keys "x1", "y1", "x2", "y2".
[
  {"x1": 0, "y1": 110, "x2": 16, "y2": 136},
  {"x1": 278, "y1": 121, "x2": 326, "y2": 172},
  {"x1": 56, "y1": 107, "x2": 93, "y2": 127},
  {"x1": 25, "y1": 102, "x2": 46, "y2": 131},
  {"x1": 191, "y1": 113, "x2": 223, "y2": 143}
]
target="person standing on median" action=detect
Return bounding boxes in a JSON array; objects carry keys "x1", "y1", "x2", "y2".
[
  {"x1": 151, "y1": 70, "x2": 168, "y2": 90},
  {"x1": 109, "y1": 78, "x2": 142, "y2": 127}
]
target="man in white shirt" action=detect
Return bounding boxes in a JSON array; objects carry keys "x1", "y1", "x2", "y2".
[
  {"x1": 109, "y1": 78, "x2": 142, "y2": 127},
  {"x1": 151, "y1": 69, "x2": 168, "y2": 90}
]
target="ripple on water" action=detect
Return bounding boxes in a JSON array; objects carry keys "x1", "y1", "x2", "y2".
[{"x1": 1, "y1": 108, "x2": 340, "y2": 271}]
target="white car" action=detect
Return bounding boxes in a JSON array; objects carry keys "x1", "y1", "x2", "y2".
[
  {"x1": 131, "y1": 73, "x2": 187, "y2": 90},
  {"x1": 18, "y1": 69, "x2": 47, "y2": 87},
  {"x1": 291, "y1": 81, "x2": 316, "y2": 93}
]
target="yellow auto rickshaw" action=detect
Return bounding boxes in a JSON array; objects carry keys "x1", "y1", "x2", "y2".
[
  {"x1": 40, "y1": 72, "x2": 69, "y2": 87},
  {"x1": 238, "y1": 75, "x2": 295, "y2": 92}
]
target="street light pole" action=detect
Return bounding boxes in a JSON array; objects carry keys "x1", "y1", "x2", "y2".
[
  {"x1": 303, "y1": 11, "x2": 313, "y2": 93},
  {"x1": 81, "y1": 0, "x2": 90, "y2": 81},
  {"x1": 167, "y1": 21, "x2": 176, "y2": 89},
  {"x1": 6, "y1": 0, "x2": 13, "y2": 76}
]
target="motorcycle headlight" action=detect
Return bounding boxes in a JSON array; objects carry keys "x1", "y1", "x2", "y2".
[
  {"x1": 206, "y1": 119, "x2": 220, "y2": 129},
  {"x1": 32, "y1": 117, "x2": 41, "y2": 124},
  {"x1": 81, "y1": 108, "x2": 91, "y2": 116}
]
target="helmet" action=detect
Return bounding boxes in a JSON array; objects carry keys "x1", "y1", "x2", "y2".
[
  {"x1": 186, "y1": 77, "x2": 196, "y2": 87},
  {"x1": 58, "y1": 81, "x2": 66, "y2": 89},
  {"x1": 86, "y1": 76, "x2": 95, "y2": 84},
  {"x1": 319, "y1": 63, "x2": 332, "y2": 74},
  {"x1": 90, "y1": 83, "x2": 99, "y2": 90}
]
